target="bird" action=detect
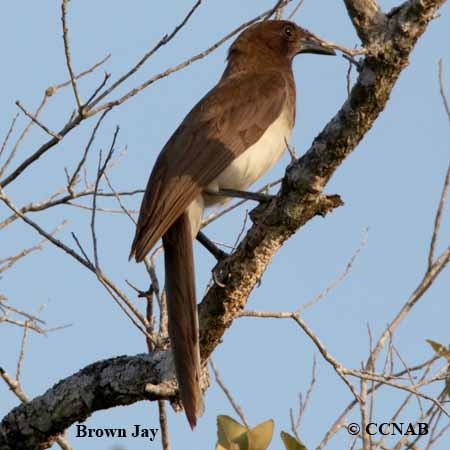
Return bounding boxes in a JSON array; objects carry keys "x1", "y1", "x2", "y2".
[{"x1": 130, "y1": 20, "x2": 335, "y2": 428}]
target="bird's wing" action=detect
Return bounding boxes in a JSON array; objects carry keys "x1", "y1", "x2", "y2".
[{"x1": 131, "y1": 71, "x2": 290, "y2": 261}]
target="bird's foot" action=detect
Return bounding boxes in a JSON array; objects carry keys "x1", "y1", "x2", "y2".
[
  {"x1": 196, "y1": 231, "x2": 228, "y2": 261},
  {"x1": 205, "y1": 188, "x2": 274, "y2": 203}
]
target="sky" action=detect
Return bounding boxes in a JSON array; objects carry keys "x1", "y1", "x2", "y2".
[{"x1": 1, "y1": 1, "x2": 449, "y2": 449}]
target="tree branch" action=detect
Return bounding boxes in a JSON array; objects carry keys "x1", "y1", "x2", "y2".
[
  {"x1": 0, "y1": 353, "x2": 172, "y2": 450},
  {"x1": 0, "y1": 1, "x2": 448, "y2": 448},
  {"x1": 343, "y1": 0, "x2": 387, "y2": 43},
  {"x1": 198, "y1": 0, "x2": 447, "y2": 360}
]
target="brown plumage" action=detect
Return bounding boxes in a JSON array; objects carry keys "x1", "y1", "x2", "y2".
[{"x1": 130, "y1": 20, "x2": 335, "y2": 428}]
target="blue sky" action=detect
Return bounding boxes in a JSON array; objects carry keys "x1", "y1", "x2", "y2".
[{"x1": 1, "y1": 1, "x2": 449, "y2": 449}]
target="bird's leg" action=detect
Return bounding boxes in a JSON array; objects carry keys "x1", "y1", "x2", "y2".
[
  {"x1": 205, "y1": 188, "x2": 273, "y2": 203},
  {"x1": 196, "y1": 231, "x2": 228, "y2": 260}
]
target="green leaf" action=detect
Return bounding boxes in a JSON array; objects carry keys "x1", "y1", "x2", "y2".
[
  {"x1": 216, "y1": 444, "x2": 241, "y2": 450},
  {"x1": 445, "y1": 364, "x2": 450, "y2": 398},
  {"x1": 216, "y1": 416, "x2": 275, "y2": 450},
  {"x1": 426, "y1": 339, "x2": 450, "y2": 360},
  {"x1": 247, "y1": 419, "x2": 274, "y2": 450},
  {"x1": 427, "y1": 341, "x2": 450, "y2": 399},
  {"x1": 217, "y1": 415, "x2": 247, "y2": 450},
  {"x1": 280, "y1": 431, "x2": 307, "y2": 450},
  {"x1": 233, "y1": 431, "x2": 250, "y2": 450}
]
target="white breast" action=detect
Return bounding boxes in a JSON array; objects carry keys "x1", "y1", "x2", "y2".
[
  {"x1": 187, "y1": 110, "x2": 292, "y2": 238},
  {"x1": 205, "y1": 110, "x2": 292, "y2": 207}
]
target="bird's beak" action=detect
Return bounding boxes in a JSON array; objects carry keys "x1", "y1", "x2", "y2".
[{"x1": 298, "y1": 34, "x2": 336, "y2": 56}]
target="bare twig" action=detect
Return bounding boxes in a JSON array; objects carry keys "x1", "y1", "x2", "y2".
[
  {"x1": 0, "y1": 113, "x2": 82, "y2": 189},
  {"x1": 0, "y1": 54, "x2": 109, "y2": 187},
  {"x1": 238, "y1": 310, "x2": 361, "y2": 403},
  {"x1": 426, "y1": 420, "x2": 450, "y2": 450},
  {"x1": 317, "y1": 357, "x2": 439, "y2": 450},
  {"x1": 300, "y1": 228, "x2": 368, "y2": 311},
  {"x1": 0, "y1": 368, "x2": 28, "y2": 405},
  {"x1": 0, "y1": 188, "x2": 143, "y2": 230},
  {"x1": 370, "y1": 245, "x2": 450, "y2": 367},
  {"x1": 0, "y1": 317, "x2": 44, "y2": 334},
  {"x1": 90, "y1": 127, "x2": 119, "y2": 269},
  {"x1": 0, "y1": 188, "x2": 150, "y2": 338},
  {"x1": 232, "y1": 210, "x2": 249, "y2": 251},
  {"x1": 344, "y1": 371, "x2": 450, "y2": 419},
  {"x1": 210, "y1": 359, "x2": 249, "y2": 428},
  {"x1": 375, "y1": 353, "x2": 437, "y2": 450},
  {"x1": 159, "y1": 291, "x2": 169, "y2": 339},
  {"x1": 438, "y1": 59, "x2": 450, "y2": 124},
  {"x1": 239, "y1": 308, "x2": 450, "y2": 421},
  {"x1": 104, "y1": 173, "x2": 136, "y2": 224},
  {"x1": 0, "y1": 221, "x2": 68, "y2": 273},
  {"x1": 392, "y1": 388, "x2": 447, "y2": 450},
  {"x1": 264, "y1": 0, "x2": 293, "y2": 21},
  {"x1": 0, "y1": 303, "x2": 46, "y2": 326},
  {"x1": 0, "y1": 189, "x2": 92, "y2": 270},
  {"x1": 61, "y1": 0, "x2": 83, "y2": 111},
  {"x1": 359, "y1": 364, "x2": 371, "y2": 450},
  {"x1": 85, "y1": 72, "x2": 111, "y2": 107},
  {"x1": 275, "y1": 1, "x2": 286, "y2": 19},
  {"x1": 366, "y1": 323, "x2": 375, "y2": 428},
  {"x1": 285, "y1": 138, "x2": 297, "y2": 162},
  {"x1": 428, "y1": 163, "x2": 450, "y2": 269},
  {"x1": 384, "y1": 331, "x2": 395, "y2": 377},
  {"x1": 288, "y1": 0, "x2": 305, "y2": 20},
  {"x1": 369, "y1": 158, "x2": 450, "y2": 371},
  {"x1": 0, "y1": 94, "x2": 48, "y2": 179},
  {"x1": 67, "y1": 109, "x2": 110, "y2": 194},
  {"x1": 290, "y1": 356, "x2": 316, "y2": 440},
  {"x1": 0, "y1": 114, "x2": 19, "y2": 160},
  {"x1": 70, "y1": 232, "x2": 93, "y2": 268},
  {"x1": 392, "y1": 344, "x2": 424, "y2": 415},
  {"x1": 319, "y1": 39, "x2": 366, "y2": 57},
  {"x1": 158, "y1": 400, "x2": 171, "y2": 450},
  {"x1": 89, "y1": 0, "x2": 204, "y2": 110},
  {"x1": 15, "y1": 322, "x2": 29, "y2": 381},
  {"x1": 15, "y1": 101, "x2": 62, "y2": 140},
  {"x1": 51, "y1": 54, "x2": 111, "y2": 92},
  {"x1": 141, "y1": 247, "x2": 167, "y2": 338}
]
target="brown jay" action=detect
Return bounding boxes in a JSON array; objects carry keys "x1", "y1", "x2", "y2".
[{"x1": 130, "y1": 20, "x2": 335, "y2": 428}]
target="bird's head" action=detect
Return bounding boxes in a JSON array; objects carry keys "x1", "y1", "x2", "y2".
[{"x1": 227, "y1": 20, "x2": 335, "y2": 68}]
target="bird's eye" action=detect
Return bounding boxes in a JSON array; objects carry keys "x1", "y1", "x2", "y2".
[{"x1": 283, "y1": 25, "x2": 294, "y2": 38}]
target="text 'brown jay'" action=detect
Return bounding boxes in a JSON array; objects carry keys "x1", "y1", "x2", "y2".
[{"x1": 130, "y1": 20, "x2": 335, "y2": 428}]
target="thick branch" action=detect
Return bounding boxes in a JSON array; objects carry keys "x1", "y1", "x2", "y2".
[
  {"x1": 343, "y1": 0, "x2": 387, "y2": 43},
  {"x1": 198, "y1": 0, "x2": 447, "y2": 359},
  {"x1": 0, "y1": 353, "x2": 172, "y2": 450}
]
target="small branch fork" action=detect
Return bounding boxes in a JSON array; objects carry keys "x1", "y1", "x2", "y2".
[
  {"x1": 289, "y1": 357, "x2": 316, "y2": 441},
  {"x1": 61, "y1": 0, "x2": 83, "y2": 112},
  {"x1": 0, "y1": 176, "x2": 152, "y2": 343},
  {"x1": 210, "y1": 359, "x2": 250, "y2": 428}
]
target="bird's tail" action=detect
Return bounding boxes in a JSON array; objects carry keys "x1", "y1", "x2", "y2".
[{"x1": 162, "y1": 212, "x2": 204, "y2": 429}]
